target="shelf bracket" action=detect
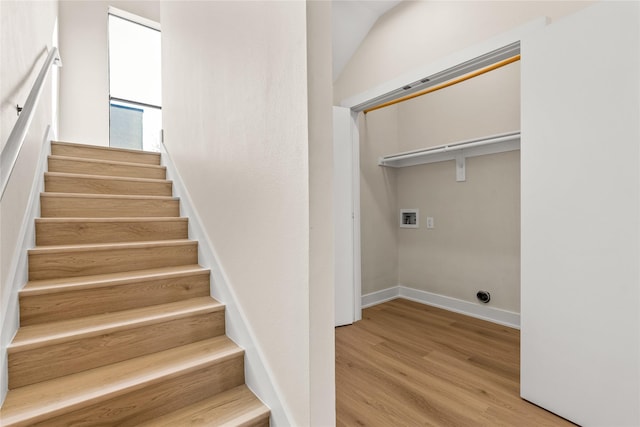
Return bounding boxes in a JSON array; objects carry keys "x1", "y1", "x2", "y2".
[{"x1": 456, "y1": 152, "x2": 466, "y2": 182}]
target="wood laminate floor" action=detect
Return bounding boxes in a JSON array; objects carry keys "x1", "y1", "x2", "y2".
[{"x1": 336, "y1": 299, "x2": 577, "y2": 427}]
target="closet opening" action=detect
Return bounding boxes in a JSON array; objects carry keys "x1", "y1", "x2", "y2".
[
  {"x1": 360, "y1": 53, "x2": 521, "y2": 327},
  {"x1": 333, "y1": 20, "x2": 543, "y2": 327}
]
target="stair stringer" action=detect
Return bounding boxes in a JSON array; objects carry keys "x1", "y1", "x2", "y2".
[
  {"x1": 160, "y1": 143, "x2": 293, "y2": 427},
  {"x1": 0, "y1": 129, "x2": 52, "y2": 407}
]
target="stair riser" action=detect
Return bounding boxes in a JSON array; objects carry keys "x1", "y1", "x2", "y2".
[
  {"x1": 41, "y1": 195, "x2": 180, "y2": 218},
  {"x1": 29, "y1": 243, "x2": 199, "y2": 280},
  {"x1": 48, "y1": 157, "x2": 166, "y2": 180},
  {"x1": 241, "y1": 418, "x2": 271, "y2": 427},
  {"x1": 9, "y1": 311, "x2": 225, "y2": 389},
  {"x1": 20, "y1": 272, "x2": 210, "y2": 326},
  {"x1": 137, "y1": 385, "x2": 270, "y2": 426},
  {"x1": 51, "y1": 143, "x2": 161, "y2": 165},
  {"x1": 36, "y1": 219, "x2": 188, "y2": 246},
  {"x1": 45, "y1": 174, "x2": 173, "y2": 197},
  {"x1": 28, "y1": 356, "x2": 244, "y2": 427}
]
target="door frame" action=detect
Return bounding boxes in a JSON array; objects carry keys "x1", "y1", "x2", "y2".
[
  {"x1": 333, "y1": 107, "x2": 360, "y2": 325},
  {"x1": 334, "y1": 17, "x2": 548, "y2": 324}
]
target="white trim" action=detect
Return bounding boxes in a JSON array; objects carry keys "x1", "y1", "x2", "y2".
[
  {"x1": 108, "y1": 6, "x2": 161, "y2": 31},
  {"x1": 361, "y1": 285, "x2": 520, "y2": 329},
  {"x1": 350, "y1": 111, "x2": 362, "y2": 321},
  {"x1": 399, "y1": 286, "x2": 520, "y2": 329},
  {"x1": 361, "y1": 286, "x2": 400, "y2": 308},
  {"x1": 0, "y1": 128, "x2": 52, "y2": 406},
  {"x1": 334, "y1": 107, "x2": 356, "y2": 327},
  {"x1": 340, "y1": 17, "x2": 548, "y2": 110},
  {"x1": 159, "y1": 144, "x2": 293, "y2": 427}
]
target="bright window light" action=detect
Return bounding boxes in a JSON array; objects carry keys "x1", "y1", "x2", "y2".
[{"x1": 108, "y1": 14, "x2": 162, "y2": 152}]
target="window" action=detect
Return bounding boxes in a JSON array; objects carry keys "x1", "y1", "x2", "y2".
[{"x1": 108, "y1": 13, "x2": 161, "y2": 152}]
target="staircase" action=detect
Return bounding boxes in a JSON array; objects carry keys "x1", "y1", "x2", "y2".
[{"x1": 0, "y1": 142, "x2": 270, "y2": 426}]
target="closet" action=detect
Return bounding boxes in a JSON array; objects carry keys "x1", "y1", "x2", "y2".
[{"x1": 359, "y1": 55, "x2": 521, "y2": 326}]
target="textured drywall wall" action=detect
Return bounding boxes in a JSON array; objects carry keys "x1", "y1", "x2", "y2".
[
  {"x1": 306, "y1": 1, "x2": 336, "y2": 425},
  {"x1": 161, "y1": 1, "x2": 312, "y2": 424},
  {"x1": 0, "y1": 0, "x2": 58, "y2": 405}
]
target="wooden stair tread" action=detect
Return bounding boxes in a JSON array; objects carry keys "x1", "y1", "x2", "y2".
[
  {"x1": 28, "y1": 240, "x2": 198, "y2": 281},
  {"x1": 34, "y1": 217, "x2": 189, "y2": 246},
  {"x1": 35, "y1": 216, "x2": 188, "y2": 225},
  {"x1": 44, "y1": 172, "x2": 173, "y2": 197},
  {"x1": 48, "y1": 155, "x2": 167, "y2": 180},
  {"x1": 51, "y1": 141, "x2": 161, "y2": 166},
  {"x1": 41, "y1": 191, "x2": 178, "y2": 201},
  {"x1": 52, "y1": 140, "x2": 160, "y2": 156},
  {"x1": 45, "y1": 171, "x2": 172, "y2": 184},
  {"x1": 40, "y1": 193, "x2": 181, "y2": 218},
  {"x1": 137, "y1": 385, "x2": 270, "y2": 427},
  {"x1": 49, "y1": 154, "x2": 166, "y2": 170},
  {"x1": 21, "y1": 264, "x2": 207, "y2": 294},
  {"x1": 19, "y1": 264, "x2": 211, "y2": 327},
  {"x1": 5, "y1": 140, "x2": 268, "y2": 425},
  {"x1": 29, "y1": 238, "x2": 195, "y2": 255},
  {"x1": 0, "y1": 336, "x2": 242, "y2": 426},
  {"x1": 9, "y1": 296, "x2": 222, "y2": 351}
]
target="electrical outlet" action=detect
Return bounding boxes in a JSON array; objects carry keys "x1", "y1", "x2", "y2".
[{"x1": 426, "y1": 217, "x2": 434, "y2": 229}]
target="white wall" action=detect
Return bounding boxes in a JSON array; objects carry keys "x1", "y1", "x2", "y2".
[
  {"x1": 161, "y1": 2, "x2": 317, "y2": 425},
  {"x1": 306, "y1": 1, "x2": 336, "y2": 425},
  {"x1": 334, "y1": 0, "x2": 593, "y2": 103},
  {"x1": 397, "y1": 152, "x2": 520, "y2": 311},
  {"x1": 521, "y1": 2, "x2": 640, "y2": 425},
  {"x1": 58, "y1": 1, "x2": 159, "y2": 146},
  {"x1": 0, "y1": 1, "x2": 58, "y2": 402},
  {"x1": 0, "y1": 0, "x2": 58, "y2": 404}
]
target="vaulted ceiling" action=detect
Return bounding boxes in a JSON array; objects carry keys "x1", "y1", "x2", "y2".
[{"x1": 332, "y1": 0, "x2": 402, "y2": 81}]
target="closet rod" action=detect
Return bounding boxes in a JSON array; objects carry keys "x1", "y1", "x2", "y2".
[{"x1": 364, "y1": 54, "x2": 521, "y2": 114}]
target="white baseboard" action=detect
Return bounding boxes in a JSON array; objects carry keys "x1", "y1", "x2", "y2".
[
  {"x1": 361, "y1": 286, "x2": 400, "y2": 308},
  {"x1": 159, "y1": 143, "x2": 292, "y2": 427},
  {"x1": 361, "y1": 285, "x2": 520, "y2": 329}
]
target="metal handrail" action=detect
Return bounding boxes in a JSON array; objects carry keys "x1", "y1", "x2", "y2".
[{"x1": 0, "y1": 47, "x2": 62, "y2": 199}]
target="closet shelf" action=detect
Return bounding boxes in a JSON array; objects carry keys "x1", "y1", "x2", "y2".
[{"x1": 378, "y1": 131, "x2": 520, "y2": 181}]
